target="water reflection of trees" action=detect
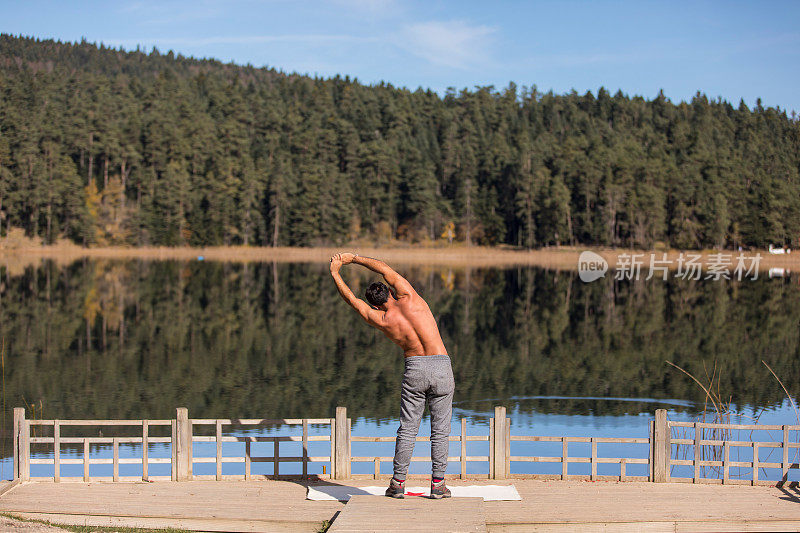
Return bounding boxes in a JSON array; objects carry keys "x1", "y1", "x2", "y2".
[{"x1": 1, "y1": 260, "x2": 798, "y2": 423}]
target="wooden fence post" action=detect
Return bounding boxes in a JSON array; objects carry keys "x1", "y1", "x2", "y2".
[
  {"x1": 460, "y1": 418, "x2": 466, "y2": 480},
  {"x1": 170, "y1": 420, "x2": 177, "y2": 481},
  {"x1": 83, "y1": 440, "x2": 90, "y2": 481},
  {"x1": 493, "y1": 406, "x2": 507, "y2": 479},
  {"x1": 142, "y1": 420, "x2": 150, "y2": 482},
  {"x1": 329, "y1": 416, "x2": 336, "y2": 479},
  {"x1": 13, "y1": 408, "x2": 23, "y2": 481},
  {"x1": 176, "y1": 407, "x2": 191, "y2": 481},
  {"x1": 334, "y1": 407, "x2": 351, "y2": 479},
  {"x1": 653, "y1": 409, "x2": 670, "y2": 482},
  {"x1": 347, "y1": 417, "x2": 352, "y2": 478},
  {"x1": 22, "y1": 414, "x2": 30, "y2": 481},
  {"x1": 54, "y1": 421, "x2": 61, "y2": 483},
  {"x1": 782, "y1": 425, "x2": 789, "y2": 484},
  {"x1": 14, "y1": 408, "x2": 29, "y2": 481},
  {"x1": 302, "y1": 419, "x2": 308, "y2": 479},
  {"x1": 215, "y1": 420, "x2": 222, "y2": 481},
  {"x1": 506, "y1": 417, "x2": 511, "y2": 477},
  {"x1": 648, "y1": 420, "x2": 654, "y2": 481}
]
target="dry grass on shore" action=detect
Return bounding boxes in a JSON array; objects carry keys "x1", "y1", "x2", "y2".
[{"x1": 1, "y1": 242, "x2": 799, "y2": 275}]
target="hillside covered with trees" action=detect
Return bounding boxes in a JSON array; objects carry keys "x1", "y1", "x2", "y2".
[{"x1": 1, "y1": 34, "x2": 798, "y2": 249}]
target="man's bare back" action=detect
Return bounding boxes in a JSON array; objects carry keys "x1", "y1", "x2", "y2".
[{"x1": 329, "y1": 252, "x2": 448, "y2": 357}]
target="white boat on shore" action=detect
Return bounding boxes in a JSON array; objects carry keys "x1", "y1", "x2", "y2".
[
  {"x1": 768, "y1": 244, "x2": 791, "y2": 254},
  {"x1": 769, "y1": 267, "x2": 788, "y2": 278}
]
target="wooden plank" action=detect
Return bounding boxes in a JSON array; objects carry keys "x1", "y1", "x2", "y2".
[
  {"x1": 483, "y1": 479, "x2": 800, "y2": 527},
  {"x1": 649, "y1": 419, "x2": 654, "y2": 481},
  {"x1": 48, "y1": 420, "x2": 171, "y2": 426},
  {"x1": 46, "y1": 457, "x2": 144, "y2": 466},
  {"x1": 461, "y1": 418, "x2": 467, "y2": 480},
  {"x1": 694, "y1": 423, "x2": 700, "y2": 483},
  {"x1": 21, "y1": 417, "x2": 30, "y2": 481},
  {"x1": 191, "y1": 418, "x2": 330, "y2": 425},
  {"x1": 9, "y1": 513, "x2": 323, "y2": 533},
  {"x1": 352, "y1": 456, "x2": 463, "y2": 463},
  {"x1": 188, "y1": 426, "x2": 193, "y2": 480},
  {"x1": 13, "y1": 408, "x2": 22, "y2": 480},
  {"x1": 302, "y1": 419, "x2": 308, "y2": 479},
  {"x1": 723, "y1": 441, "x2": 730, "y2": 484},
  {"x1": 0, "y1": 480, "x2": 341, "y2": 525},
  {"x1": 191, "y1": 435, "x2": 330, "y2": 443},
  {"x1": 53, "y1": 421, "x2": 60, "y2": 483},
  {"x1": 591, "y1": 438, "x2": 597, "y2": 481},
  {"x1": 493, "y1": 407, "x2": 506, "y2": 479},
  {"x1": 35, "y1": 437, "x2": 163, "y2": 445},
  {"x1": 347, "y1": 418, "x2": 352, "y2": 479},
  {"x1": 695, "y1": 423, "x2": 790, "y2": 431},
  {"x1": 113, "y1": 438, "x2": 119, "y2": 482},
  {"x1": 700, "y1": 439, "x2": 782, "y2": 448},
  {"x1": 601, "y1": 458, "x2": 648, "y2": 465},
  {"x1": 245, "y1": 441, "x2": 251, "y2": 480},
  {"x1": 273, "y1": 440, "x2": 278, "y2": 478},
  {"x1": 171, "y1": 419, "x2": 177, "y2": 482},
  {"x1": 753, "y1": 442, "x2": 759, "y2": 486},
  {"x1": 334, "y1": 408, "x2": 349, "y2": 480},
  {"x1": 176, "y1": 408, "x2": 190, "y2": 481},
  {"x1": 329, "y1": 417, "x2": 335, "y2": 480},
  {"x1": 505, "y1": 418, "x2": 511, "y2": 476},
  {"x1": 329, "y1": 495, "x2": 486, "y2": 532},
  {"x1": 511, "y1": 436, "x2": 561, "y2": 442},
  {"x1": 352, "y1": 436, "x2": 453, "y2": 443},
  {"x1": 510, "y1": 436, "x2": 649, "y2": 444},
  {"x1": 142, "y1": 420, "x2": 149, "y2": 482},
  {"x1": 561, "y1": 437, "x2": 568, "y2": 480},
  {"x1": 511, "y1": 456, "x2": 561, "y2": 463},
  {"x1": 83, "y1": 440, "x2": 89, "y2": 481},
  {"x1": 488, "y1": 417, "x2": 494, "y2": 479},
  {"x1": 216, "y1": 420, "x2": 222, "y2": 481},
  {"x1": 782, "y1": 425, "x2": 789, "y2": 483},
  {"x1": 669, "y1": 421, "x2": 799, "y2": 431},
  {"x1": 488, "y1": 520, "x2": 800, "y2": 532},
  {"x1": 653, "y1": 409, "x2": 668, "y2": 482}
]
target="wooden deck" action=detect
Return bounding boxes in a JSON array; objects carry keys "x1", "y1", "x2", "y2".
[
  {"x1": 2, "y1": 479, "x2": 800, "y2": 532},
  {"x1": 329, "y1": 495, "x2": 486, "y2": 532}
]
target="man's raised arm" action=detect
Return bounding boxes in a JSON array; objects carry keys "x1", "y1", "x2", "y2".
[
  {"x1": 330, "y1": 254, "x2": 386, "y2": 326},
  {"x1": 350, "y1": 255, "x2": 416, "y2": 299}
]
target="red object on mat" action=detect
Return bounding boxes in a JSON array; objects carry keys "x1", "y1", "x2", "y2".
[{"x1": 404, "y1": 491, "x2": 425, "y2": 496}]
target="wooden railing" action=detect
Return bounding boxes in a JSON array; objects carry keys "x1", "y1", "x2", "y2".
[
  {"x1": 11, "y1": 407, "x2": 798, "y2": 484},
  {"x1": 187, "y1": 415, "x2": 334, "y2": 481},
  {"x1": 19, "y1": 414, "x2": 174, "y2": 482},
  {"x1": 13, "y1": 407, "x2": 335, "y2": 482},
  {"x1": 667, "y1": 420, "x2": 800, "y2": 486},
  {"x1": 351, "y1": 415, "x2": 492, "y2": 480}
]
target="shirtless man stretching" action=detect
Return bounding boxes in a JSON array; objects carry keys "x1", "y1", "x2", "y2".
[{"x1": 329, "y1": 252, "x2": 454, "y2": 499}]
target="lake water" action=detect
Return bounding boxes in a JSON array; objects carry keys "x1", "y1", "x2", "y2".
[{"x1": 2, "y1": 259, "x2": 799, "y2": 481}]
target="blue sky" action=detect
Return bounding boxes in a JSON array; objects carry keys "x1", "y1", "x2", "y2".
[{"x1": 2, "y1": 0, "x2": 799, "y2": 113}]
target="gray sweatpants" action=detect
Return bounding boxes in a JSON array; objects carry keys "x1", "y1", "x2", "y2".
[{"x1": 393, "y1": 354, "x2": 455, "y2": 479}]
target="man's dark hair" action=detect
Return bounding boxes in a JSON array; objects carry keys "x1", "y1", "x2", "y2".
[{"x1": 365, "y1": 281, "x2": 390, "y2": 307}]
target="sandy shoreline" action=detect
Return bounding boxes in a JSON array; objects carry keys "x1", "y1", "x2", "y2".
[{"x1": 0, "y1": 244, "x2": 798, "y2": 273}]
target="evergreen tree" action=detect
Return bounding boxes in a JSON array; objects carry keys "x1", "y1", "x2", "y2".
[{"x1": 0, "y1": 34, "x2": 797, "y2": 250}]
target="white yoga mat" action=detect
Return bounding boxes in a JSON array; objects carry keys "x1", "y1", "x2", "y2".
[{"x1": 307, "y1": 484, "x2": 521, "y2": 501}]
